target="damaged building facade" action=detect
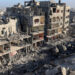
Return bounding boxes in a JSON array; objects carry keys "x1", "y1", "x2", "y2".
[
  {"x1": 70, "y1": 9, "x2": 75, "y2": 23},
  {"x1": 0, "y1": 0, "x2": 70, "y2": 66},
  {"x1": 40, "y1": 1, "x2": 70, "y2": 43},
  {"x1": 69, "y1": 9, "x2": 75, "y2": 37}
]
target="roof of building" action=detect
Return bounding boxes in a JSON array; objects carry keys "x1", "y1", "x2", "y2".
[{"x1": 0, "y1": 40, "x2": 9, "y2": 45}]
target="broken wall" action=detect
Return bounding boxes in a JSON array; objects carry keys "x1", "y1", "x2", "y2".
[{"x1": 0, "y1": 18, "x2": 18, "y2": 37}]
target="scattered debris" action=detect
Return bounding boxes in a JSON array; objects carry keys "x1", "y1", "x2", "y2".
[
  {"x1": 0, "y1": 0, "x2": 75, "y2": 75},
  {"x1": 61, "y1": 67, "x2": 67, "y2": 75}
]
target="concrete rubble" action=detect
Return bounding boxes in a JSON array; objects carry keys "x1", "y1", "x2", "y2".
[
  {"x1": 0, "y1": 0, "x2": 75, "y2": 75},
  {"x1": 69, "y1": 70, "x2": 75, "y2": 75},
  {"x1": 61, "y1": 67, "x2": 67, "y2": 75}
]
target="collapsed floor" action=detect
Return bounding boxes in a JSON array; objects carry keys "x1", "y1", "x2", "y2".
[
  {"x1": 0, "y1": 37, "x2": 75, "y2": 75},
  {"x1": 0, "y1": 25, "x2": 75, "y2": 75}
]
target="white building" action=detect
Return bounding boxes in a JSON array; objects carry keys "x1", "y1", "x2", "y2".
[{"x1": 0, "y1": 18, "x2": 18, "y2": 37}]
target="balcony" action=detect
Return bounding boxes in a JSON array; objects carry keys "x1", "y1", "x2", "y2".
[
  {"x1": 33, "y1": 33, "x2": 44, "y2": 43},
  {"x1": 32, "y1": 16, "x2": 45, "y2": 27},
  {"x1": 0, "y1": 41, "x2": 10, "y2": 53}
]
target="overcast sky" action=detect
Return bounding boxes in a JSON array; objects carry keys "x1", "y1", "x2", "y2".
[{"x1": 0, "y1": 0, "x2": 74, "y2": 9}]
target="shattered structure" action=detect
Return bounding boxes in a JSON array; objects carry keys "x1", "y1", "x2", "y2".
[
  {"x1": 0, "y1": 0, "x2": 70, "y2": 67},
  {"x1": 70, "y1": 9, "x2": 75, "y2": 23},
  {"x1": 68, "y1": 9, "x2": 75, "y2": 37},
  {"x1": 40, "y1": 1, "x2": 70, "y2": 42}
]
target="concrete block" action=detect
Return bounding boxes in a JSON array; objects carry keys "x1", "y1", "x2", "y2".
[{"x1": 61, "y1": 67, "x2": 67, "y2": 75}]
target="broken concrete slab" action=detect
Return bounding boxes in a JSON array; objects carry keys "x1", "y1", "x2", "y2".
[
  {"x1": 62, "y1": 45, "x2": 67, "y2": 51},
  {"x1": 61, "y1": 67, "x2": 67, "y2": 75},
  {"x1": 69, "y1": 70, "x2": 75, "y2": 75}
]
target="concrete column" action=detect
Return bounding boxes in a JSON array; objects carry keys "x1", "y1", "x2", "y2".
[
  {"x1": 8, "y1": 53, "x2": 11, "y2": 65},
  {"x1": 26, "y1": 47, "x2": 27, "y2": 54},
  {"x1": 35, "y1": 43, "x2": 37, "y2": 50}
]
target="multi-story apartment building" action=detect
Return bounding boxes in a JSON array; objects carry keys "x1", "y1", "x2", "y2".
[
  {"x1": 47, "y1": 3, "x2": 64, "y2": 41},
  {"x1": 0, "y1": 0, "x2": 70, "y2": 66},
  {"x1": 0, "y1": 18, "x2": 17, "y2": 37},
  {"x1": 21, "y1": 1, "x2": 45, "y2": 50},
  {"x1": 64, "y1": 5, "x2": 70, "y2": 34},
  {"x1": 5, "y1": 0, "x2": 70, "y2": 48},
  {"x1": 0, "y1": 13, "x2": 31, "y2": 60},
  {"x1": 0, "y1": 0, "x2": 70, "y2": 51},
  {"x1": 40, "y1": 1, "x2": 70, "y2": 43},
  {"x1": 7, "y1": 0, "x2": 45, "y2": 50},
  {"x1": 70, "y1": 9, "x2": 75, "y2": 24}
]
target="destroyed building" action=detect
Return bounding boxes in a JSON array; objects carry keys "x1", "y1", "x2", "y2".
[
  {"x1": 0, "y1": 18, "x2": 17, "y2": 37},
  {"x1": 40, "y1": 0, "x2": 70, "y2": 43},
  {"x1": 0, "y1": 0, "x2": 70, "y2": 68},
  {"x1": 23, "y1": 1, "x2": 45, "y2": 50},
  {"x1": 6, "y1": 0, "x2": 45, "y2": 50},
  {"x1": 70, "y1": 9, "x2": 75, "y2": 23},
  {"x1": 69, "y1": 9, "x2": 75, "y2": 37}
]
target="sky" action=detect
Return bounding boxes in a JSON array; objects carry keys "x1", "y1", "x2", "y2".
[{"x1": 0, "y1": 0, "x2": 74, "y2": 9}]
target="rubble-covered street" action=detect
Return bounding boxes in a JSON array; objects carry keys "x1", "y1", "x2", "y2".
[
  {"x1": 0, "y1": 38, "x2": 75, "y2": 75},
  {"x1": 0, "y1": 0, "x2": 75, "y2": 75}
]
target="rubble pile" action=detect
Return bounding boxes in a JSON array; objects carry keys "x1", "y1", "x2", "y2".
[
  {"x1": 0, "y1": 39, "x2": 74, "y2": 75},
  {"x1": 0, "y1": 0, "x2": 75, "y2": 75}
]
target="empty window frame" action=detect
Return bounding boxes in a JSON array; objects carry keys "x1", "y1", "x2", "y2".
[
  {"x1": 55, "y1": 29, "x2": 58, "y2": 33},
  {"x1": 57, "y1": 10, "x2": 60, "y2": 13},
  {"x1": 53, "y1": 8, "x2": 56, "y2": 13},
  {"x1": 53, "y1": 17, "x2": 56, "y2": 22},
  {"x1": 50, "y1": 30, "x2": 55, "y2": 35},
  {"x1": 34, "y1": 19, "x2": 39, "y2": 24},
  {"x1": 33, "y1": 35, "x2": 39, "y2": 40},
  {"x1": 39, "y1": 33, "x2": 44, "y2": 39}
]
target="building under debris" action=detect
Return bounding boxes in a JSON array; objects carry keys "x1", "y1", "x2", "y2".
[
  {"x1": 40, "y1": 1, "x2": 70, "y2": 42},
  {"x1": 0, "y1": 0, "x2": 70, "y2": 66}
]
